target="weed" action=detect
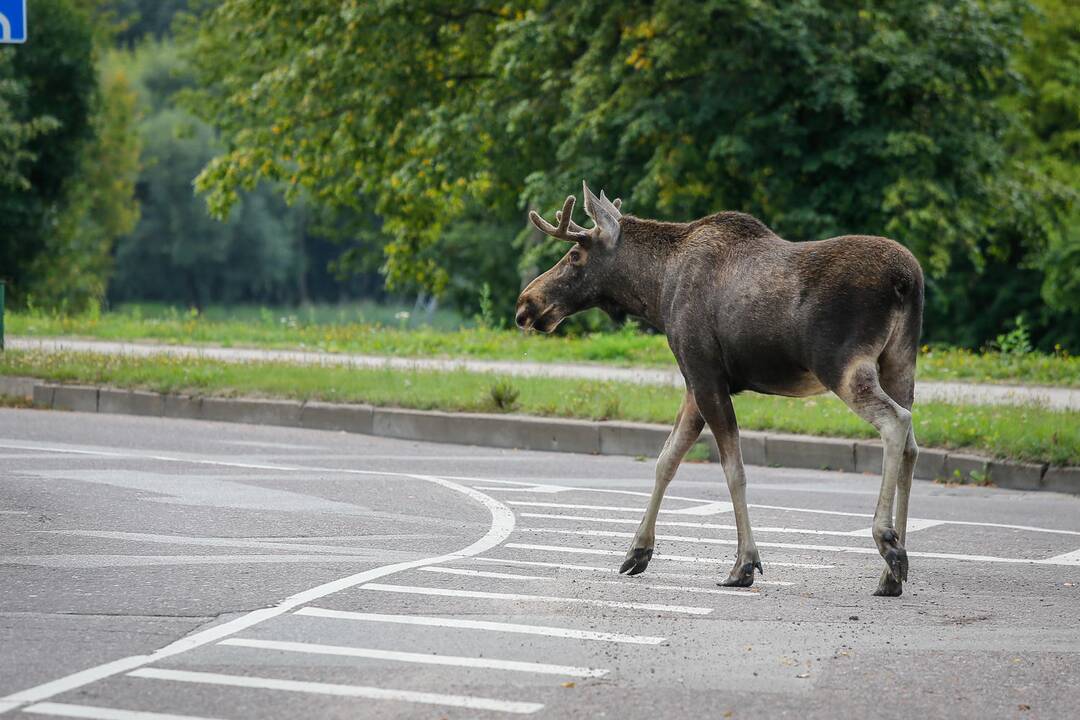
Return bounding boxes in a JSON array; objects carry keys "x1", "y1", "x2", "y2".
[{"x1": 489, "y1": 379, "x2": 520, "y2": 411}]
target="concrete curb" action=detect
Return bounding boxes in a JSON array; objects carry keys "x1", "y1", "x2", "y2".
[{"x1": 2, "y1": 375, "x2": 1076, "y2": 494}]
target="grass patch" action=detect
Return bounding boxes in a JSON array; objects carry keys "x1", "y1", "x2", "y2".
[
  {"x1": 6, "y1": 309, "x2": 1078, "y2": 387},
  {"x1": 1, "y1": 349, "x2": 1076, "y2": 466}
]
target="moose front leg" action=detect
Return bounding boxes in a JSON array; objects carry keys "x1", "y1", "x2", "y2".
[
  {"x1": 695, "y1": 387, "x2": 762, "y2": 587},
  {"x1": 620, "y1": 391, "x2": 704, "y2": 575}
]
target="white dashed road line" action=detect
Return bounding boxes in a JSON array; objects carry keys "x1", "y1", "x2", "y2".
[
  {"x1": 420, "y1": 566, "x2": 550, "y2": 580},
  {"x1": 504, "y1": 542, "x2": 836, "y2": 569},
  {"x1": 519, "y1": 527, "x2": 1080, "y2": 565},
  {"x1": 219, "y1": 638, "x2": 609, "y2": 678},
  {"x1": 466, "y1": 556, "x2": 796, "y2": 586},
  {"x1": 294, "y1": 607, "x2": 667, "y2": 645},
  {"x1": 127, "y1": 668, "x2": 544, "y2": 715},
  {"x1": 23, "y1": 702, "x2": 225, "y2": 720},
  {"x1": 359, "y1": 582, "x2": 715, "y2": 614},
  {"x1": 421, "y1": 565, "x2": 760, "y2": 596}
]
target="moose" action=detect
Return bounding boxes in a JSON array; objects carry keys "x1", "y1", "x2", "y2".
[{"x1": 516, "y1": 182, "x2": 923, "y2": 596}]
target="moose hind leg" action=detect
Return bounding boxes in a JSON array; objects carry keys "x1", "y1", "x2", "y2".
[
  {"x1": 835, "y1": 360, "x2": 912, "y2": 597},
  {"x1": 620, "y1": 391, "x2": 704, "y2": 576},
  {"x1": 877, "y1": 358, "x2": 919, "y2": 596}
]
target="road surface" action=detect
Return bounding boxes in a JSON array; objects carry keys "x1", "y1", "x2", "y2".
[
  {"x1": 1, "y1": 409, "x2": 1078, "y2": 719},
  {"x1": 10, "y1": 336, "x2": 1080, "y2": 411}
]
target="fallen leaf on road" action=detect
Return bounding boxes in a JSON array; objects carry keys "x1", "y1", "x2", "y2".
[{"x1": 561, "y1": 682, "x2": 576, "y2": 689}]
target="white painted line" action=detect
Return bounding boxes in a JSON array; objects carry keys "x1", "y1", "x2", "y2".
[
  {"x1": 468, "y1": 556, "x2": 795, "y2": 586},
  {"x1": 520, "y1": 512, "x2": 866, "y2": 537},
  {"x1": 295, "y1": 607, "x2": 666, "y2": 645},
  {"x1": 0, "y1": 443, "x2": 515, "y2": 715},
  {"x1": 506, "y1": 500, "x2": 734, "y2": 516},
  {"x1": 474, "y1": 485, "x2": 573, "y2": 494},
  {"x1": 360, "y1": 582, "x2": 714, "y2": 615},
  {"x1": 1042, "y1": 548, "x2": 1080, "y2": 565},
  {"x1": 475, "y1": 477, "x2": 1080, "y2": 537},
  {"x1": 128, "y1": 668, "x2": 543, "y2": 715},
  {"x1": 419, "y1": 566, "x2": 550, "y2": 581},
  {"x1": 425, "y1": 561, "x2": 756, "y2": 595},
  {"x1": 588, "y1": 578, "x2": 758, "y2": 596},
  {"x1": 521, "y1": 527, "x2": 1067, "y2": 565},
  {"x1": 844, "y1": 518, "x2": 946, "y2": 537},
  {"x1": 23, "y1": 702, "x2": 224, "y2": 720},
  {"x1": 666, "y1": 501, "x2": 734, "y2": 515},
  {"x1": 424, "y1": 563, "x2": 763, "y2": 594},
  {"x1": 508, "y1": 501, "x2": 645, "y2": 512},
  {"x1": 505, "y1": 542, "x2": 835, "y2": 569},
  {"x1": 219, "y1": 638, "x2": 608, "y2": 678}
]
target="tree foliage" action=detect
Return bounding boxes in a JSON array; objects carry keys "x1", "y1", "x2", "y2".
[
  {"x1": 184, "y1": 2, "x2": 1027, "y2": 275},
  {"x1": 108, "y1": 40, "x2": 303, "y2": 310},
  {"x1": 27, "y1": 53, "x2": 142, "y2": 309},
  {"x1": 0, "y1": 0, "x2": 98, "y2": 305}
]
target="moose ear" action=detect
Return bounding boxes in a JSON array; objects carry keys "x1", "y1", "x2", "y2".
[{"x1": 582, "y1": 181, "x2": 622, "y2": 247}]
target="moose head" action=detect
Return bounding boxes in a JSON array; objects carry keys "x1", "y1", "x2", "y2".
[{"x1": 515, "y1": 182, "x2": 623, "y2": 333}]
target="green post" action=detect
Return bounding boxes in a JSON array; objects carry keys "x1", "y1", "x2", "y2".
[{"x1": 0, "y1": 280, "x2": 5, "y2": 351}]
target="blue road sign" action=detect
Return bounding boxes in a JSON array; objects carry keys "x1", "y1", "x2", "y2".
[{"x1": 0, "y1": 0, "x2": 27, "y2": 44}]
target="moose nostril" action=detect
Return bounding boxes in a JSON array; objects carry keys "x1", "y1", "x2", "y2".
[{"x1": 515, "y1": 309, "x2": 531, "y2": 329}]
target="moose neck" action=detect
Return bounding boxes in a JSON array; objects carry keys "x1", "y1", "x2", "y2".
[{"x1": 600, "y1": 216, "x2": 684, "y2": 332}]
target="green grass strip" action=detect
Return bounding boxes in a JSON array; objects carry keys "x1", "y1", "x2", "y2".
[
  {"x1": 6, "y1": 311, "x2": 1079, "y2": 387},
  {"x1": 1, "y1": 349, "x2": 1076, "y2": 466}
]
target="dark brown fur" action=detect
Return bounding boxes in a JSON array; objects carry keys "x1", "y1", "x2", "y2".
[{"x1": 518, "y1": 186, "x2": 923, "y2": 596}]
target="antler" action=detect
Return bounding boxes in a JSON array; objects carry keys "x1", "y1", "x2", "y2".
[
  {"x1": 556, "y1": 197, "x2": 621, "y2": 233},
  {"x1": 529, "y1": 196, "x2": 593, "y2": 244}
]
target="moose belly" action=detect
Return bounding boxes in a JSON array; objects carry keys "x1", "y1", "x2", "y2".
[{"x1": 736, "y1": 370, "x2": 828, "y2": 398}]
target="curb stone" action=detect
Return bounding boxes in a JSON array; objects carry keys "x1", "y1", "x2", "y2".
[
  {"x1": 766, "y1": 433, "x2": 855, "y2": 472},
  {"x1": 4, "y1": 376, "x2": 1076, "y2": 495}
]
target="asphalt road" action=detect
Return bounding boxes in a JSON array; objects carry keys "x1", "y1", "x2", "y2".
[{"x1": 1, "y1": 408, "x2": 1078, "y2": 719}]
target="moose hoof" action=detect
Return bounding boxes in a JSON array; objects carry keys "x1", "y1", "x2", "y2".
[
  {"x1": 619, "y1": 547, "x2": 653, "y2": 576},
  {"x1": 873, "y1": 569, "x2": 903, "y2": 597},
  {"x1": 877, "y1": 529, "x2": 909, "y2": 583},
  {"x1": 719, "y1": 560, "x2": 763, "y2": 588}
]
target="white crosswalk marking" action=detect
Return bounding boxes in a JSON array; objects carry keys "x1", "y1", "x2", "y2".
[
  {"x1": 504, "y1": 542, "x2": 835, "y2": 568},
  {"x1": 666, "y1": 501, "x2": 734, "y2": 515},
  {"x1": 1042, "y1": 548, "x2": 1080, "y2": 565},
  {"x1": 420, "y1": 566, "x2": 549, "y2": 580},
  {"x1": 359, "y1": 582, "x2": 715, "y2": 614},
  {"x1": 219, "y1": 638, "x2": 608, "y2": 677},
  {"x1": 421, "y1": 564, "x2": 759, "y2": 595},
  {"x1": 23, "y1": 703, "x2": 225, "y2": 720},
  {"x1": 520, "y1": 527, "x2": 1067, "y2": 565},
  {"x1": 468, "y1": 556, "x2": 795, "y2": 585},
  {"x1": 295, "y1": 607, "x2": 667, "y2": 644},
  {"x1": 128, "y1": 668, "x2": 544, "y2": 715},
  {"x1": 519, "y1": 512, "x2": 868, "y2": 537}
]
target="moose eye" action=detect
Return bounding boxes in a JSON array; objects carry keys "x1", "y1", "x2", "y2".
[{"x1": 569, "y1": 250, "x2": 582, "y2": 264}]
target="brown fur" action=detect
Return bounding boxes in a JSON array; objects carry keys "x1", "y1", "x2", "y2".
[{"x1": 518, "y1": 184, "x2": 923, "y2": 596}]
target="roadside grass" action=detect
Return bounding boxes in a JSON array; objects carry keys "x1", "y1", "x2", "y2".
[
  {"x1": 6, "y1": 309, "x2": 1078, "y2": 386},
  {"x1": 1, "y1": 349, "x2": 1076, "y2": 466}
]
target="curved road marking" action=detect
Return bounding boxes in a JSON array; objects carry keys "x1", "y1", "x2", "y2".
[
  {"x1": 473, "y1": 477, "x2": 1080, "y2": 536},
  {"x1": 0, "y1": 447, "x2": 515, "y2": 716}
]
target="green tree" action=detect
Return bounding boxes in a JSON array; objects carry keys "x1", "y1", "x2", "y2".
[
  {"x1": 27, "y1": 53, "x2": 142, "y2": 309},
  {"x1": 108, "y1": 0, "x2": 191, "y2": 45},
  {"x1": 184, "y1": 2, "x2": 1028, "y2": 282},
  {"x1": 0, "y1": 0, "x2": 98, "y2": 305},
  {"x1": 1020, "y1": 0, "x2": 1080, "y2": 344},
  {"x1": 109, "y1": 40, "x2": 301, "y2": 309}
]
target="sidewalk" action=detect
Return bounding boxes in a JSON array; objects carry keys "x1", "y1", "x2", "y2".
[{"x1": 8, "y1": 336, "x2": 1079, "y2": 411}]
